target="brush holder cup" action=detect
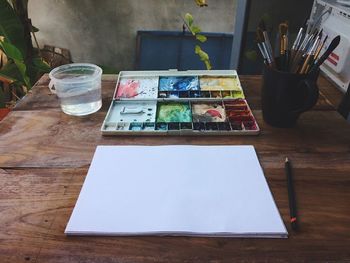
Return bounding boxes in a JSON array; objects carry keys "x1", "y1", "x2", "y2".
[{"x1": 261, "y1": 65, "x2": 319, "y2": 128}]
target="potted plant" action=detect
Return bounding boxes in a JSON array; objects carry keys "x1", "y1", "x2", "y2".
[{"x1": 0, "y1": 0, "x2": 50, "y2": 111}]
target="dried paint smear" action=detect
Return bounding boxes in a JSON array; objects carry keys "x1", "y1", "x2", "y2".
[
  {"x1": 192, "y1": 103, "x2": 226, "y2": 122},
  {"x1": 159, "y1": 76, "x2": 199, "y2": 91},
  {"x1": 157, "y1": 102, "x2": 192, "y2": 122},
  {"x1": 200, "y1": 76, "x2": 241, "y2": 91},
  {"x1": 116, "y1": 77, "x2": 158, "y2": 99}
]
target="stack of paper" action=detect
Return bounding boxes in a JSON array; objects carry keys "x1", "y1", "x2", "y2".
[{"x1": 65, "y1": 145, "x2": 287, "y2": 238}]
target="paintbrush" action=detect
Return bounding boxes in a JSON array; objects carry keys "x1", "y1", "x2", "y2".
[
  {"x1": 256, "y1": 28, "x2": 274, "y2": 67},
  {"x1": 290, "y1": 19, "x2": 308, "y2": 64},
  {"x1": 304, "y1": 30, "x2": 324, "y2": 73},
  {"x1": 291, "y1": 28, "x2": 319, "y2": 73},
  {"x1": 279, "y1": 22, "x2": 289, "y2": 71},
  {"x1": 309, "y1": 35, "x2": 341, "y2": 75},
  {"x1": 257, "y1": 42, "x2": 268, "y2": 64},
  {"x1": 299, "y1": 34, "x2": 320, "y2": 74},
  {"x1": 259, "y1": 20, "x2": 274, "y2": 62},
  {"x1": 313, "y1": 35, "x2": 328, "y2": 62}
]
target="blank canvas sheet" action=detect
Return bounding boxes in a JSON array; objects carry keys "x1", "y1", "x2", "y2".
[{"x1": 65, "y1": 145, "x2": 287, "y2": 237}]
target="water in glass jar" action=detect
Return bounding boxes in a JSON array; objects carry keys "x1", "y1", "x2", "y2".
[{"x1": 59, "y1": 84, "x2": 102, "y2": 116}]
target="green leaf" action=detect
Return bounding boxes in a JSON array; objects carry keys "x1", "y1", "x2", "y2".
[
  {"x1": 194, "y1": 45, "x2": 211, "y2": 70},
  {"x1": 196, "y1": 34, "x2": 207, "y2": 43},
  {"x1": 0, "y1": 40, "x2": 30, "y2": 88},
  {"x1": 32, "y1": 57, "x2": 50, "y2": 72},
  {"x1": 184, "y1": 13, "x2": 193, "y2": 27},
  {"x1": 0, "y1": 71, "x2": 16, "y2": 83},
  {"x1": 0, "y1": 39, "x2": 23, "y2": 60},
  {"x1": 0, "y1": 60, "x2": 24, "y2": 83},
  {"x1": 204, "y1": 60, "x2": 212, "y2": 70},
  {"x1": 190, "y1": 25, "x2": 201, "y2": 34},
  {"x1": 198, "y1": 49, "x2": 209, "y2": 62},
  {"x1": 0, "y1": 0, "x2": 26, "y2": 56},
  {"x1": 13, "y1": 58, "x2": 30, "y2": 87},
  {"x1": 195, "y1": 45, "x2": 201, "y2": 54}
]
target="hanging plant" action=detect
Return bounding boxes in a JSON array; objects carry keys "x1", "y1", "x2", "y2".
[{"x1": 182, "y1": 0, "x2": 212, "y2": 70}]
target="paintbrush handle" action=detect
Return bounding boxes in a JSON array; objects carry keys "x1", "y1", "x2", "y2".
[
  {"x1": 290, "y1": 49, "x2": 297, "y2": 68},
  {"x1": 309, "y1": 35, "x2": 341, "y2": 75},
  {"x1": 263, "y1": 32, "x2": 274, "y2": 60},
  {"x1": 300, "y1": 54, "x2": 311, "y2": 74},
  {"x1": 290, "y1": 51, "x2": 303, "y2": 73}
]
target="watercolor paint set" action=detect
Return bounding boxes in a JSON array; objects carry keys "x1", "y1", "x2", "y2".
[{"x1": 101, "y1": 70, "x2": 260, "y2": 135}]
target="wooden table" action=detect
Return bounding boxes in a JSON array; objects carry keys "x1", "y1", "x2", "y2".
[{"x1": 1, "y1": 74, "x2": 349, "y2": 263}]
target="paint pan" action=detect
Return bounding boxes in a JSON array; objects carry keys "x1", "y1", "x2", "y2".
[
  {"x1": 181, "y1": 122, "x2": 193, "y2": 130},
  {"x1": 201, "y1": 91, "x2": 211, "y2": 98},
  {"x1": 210, "y1": 91, "x2": 222, "y2": 98},
  {"x1": 222, "y1": 91, "x2": 233, "y2": 98},
  {"x1": 205, "y1": 122, "x2": 219, "y2": 131},
  {"x1": 190, "y1": 91, "x2": 202, "y2": 98},
  {"x1": 116, "y1": 122, "x2": 130, "y2": 131},
  {"x1": 129, "y1": 122, "x2": 143, "y2": 131},
  {"x1": 179, "y1": 91, "x2": 190, "y2": 98},
  {"x1": 143, "y1": 122, "x2": 156, "y2": 131},
  {"x1": 156, "y1": 122, "x2": 168, "y2": 131},
  {"x1": 158, "y1": 91, "x2": 167, "y2": 98},
  {"x1": 230, "y1": 121, "x2": 243, "y2": 130},
  {"x1": 218, "y1": 122, "x2": 231, "y2": 131},
  {"x1": 193, "y1": 122, "x2": 206, "y2": 131},
  {"x1": 169, "y1": 91, "x2": 179, "y2": 98},
  {"x1": 168, "y1": 122, "x2": 180, "y2": 130},
  {"x1": 243, "y1": 121, "x2": 257, "y2": 130}
]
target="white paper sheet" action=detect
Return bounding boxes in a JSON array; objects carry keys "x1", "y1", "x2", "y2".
[{"x1": 65, "y1": 145, "x2": 287, "y2": 238}]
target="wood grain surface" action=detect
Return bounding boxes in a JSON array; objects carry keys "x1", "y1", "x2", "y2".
[{"x1": 0, "y1": 74, "x2": 349, "y2": 263}]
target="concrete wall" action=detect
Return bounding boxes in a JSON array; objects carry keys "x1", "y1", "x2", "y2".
[
  {"x1": 29, "y1": 0, "x2": 237, "y2": 71},
  {"x1": 247, "y1": 0, "x2": 314, "y2": 32}
]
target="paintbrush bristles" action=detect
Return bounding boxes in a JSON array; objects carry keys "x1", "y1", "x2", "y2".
[
  {"x1": 279, "y1": 22, "x2": 289, "y2": 36},
  {"x1": 256, "y1": 28, "x2": 265, "y2": 43},
  {"x1": 259, "y1": 20, "x2": 267, "y2": 32}
]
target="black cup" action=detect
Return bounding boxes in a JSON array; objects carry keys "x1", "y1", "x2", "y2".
[{"x1": 261, "y1": 65, "x2": 319, "y2": 128}]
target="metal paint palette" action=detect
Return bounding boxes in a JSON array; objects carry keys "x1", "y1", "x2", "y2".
[{"x1": 102, "y1": 70, "x2": 260, "y2": 135}]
